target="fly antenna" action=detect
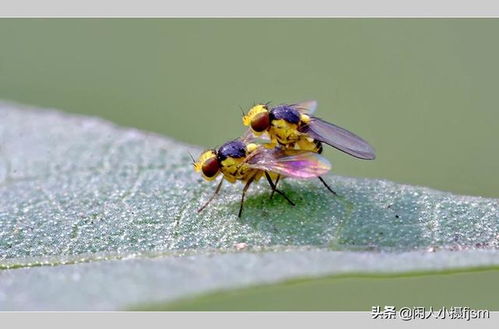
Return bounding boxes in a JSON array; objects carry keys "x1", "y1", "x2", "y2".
[{"x1": 188, "y1": 152, "x2": 196, "y2": 165}]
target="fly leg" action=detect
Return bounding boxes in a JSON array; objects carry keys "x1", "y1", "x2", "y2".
[
  {"x1": 269, "y1": 174, "x2": 280, "y2": 199},
  {"x1": 239, "y1": 175, "x2": 257, "y2": 218},
  {"x1": 198, "y1": 178, "x2": 224, "y2": 213},
  {"x1": 265, "y1": 172, "x2": 295, "y2": 206},
  {"x1": 318, "y1": 176, "x2": 337, "y2": 196}
]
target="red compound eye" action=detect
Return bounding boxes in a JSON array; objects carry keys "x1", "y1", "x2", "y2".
[
  {"x1": 202, "y1": 157, "x2": 220, "y2": 178},
  {"x1": 251, "y1": 112, "x2": 270, "y2": 132}
]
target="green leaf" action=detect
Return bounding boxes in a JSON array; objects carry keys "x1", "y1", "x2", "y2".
[{"x1": 1, "y1": 102, "x2": 498, "y2": 310}]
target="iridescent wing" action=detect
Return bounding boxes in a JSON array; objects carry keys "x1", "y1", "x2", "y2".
[
  {"x1": 300, "y1": 117, "x2": 376, "y2": 160},
  {"x1": 290, "y1": 100, "x2": 318, "y2": 115},
  {"x1": 245, "y1": 147, "x2": 331, "y2": 179}
]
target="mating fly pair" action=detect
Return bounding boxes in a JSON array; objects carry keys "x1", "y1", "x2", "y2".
[{"x1": 193, "y1": 100, "x2": 376, "y2": 217}]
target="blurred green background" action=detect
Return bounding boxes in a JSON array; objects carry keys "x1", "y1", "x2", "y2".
[{"x1": 0, "y1": 19, "x2": 498, "y2": 198}]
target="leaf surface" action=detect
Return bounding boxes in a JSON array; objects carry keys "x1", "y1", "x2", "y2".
[{"x1": 1, "y1": 102, "x2": 498, "y2": 310}]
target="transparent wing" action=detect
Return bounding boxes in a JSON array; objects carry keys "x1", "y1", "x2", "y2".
[
  {"x1": 240, "y1": 127, "x2": 271, "y2": 144},
  {"x1": 300, "y1": 117, "x2": 376, "y2": 160},
  {"x1": 290, "y1": 100, "x2": 318, "y2": 115},
  {"x1": 239, "y1": 128, "x2": 257, "y2": 144},
  {"x1": 246, "y1": 147, "x2": 331, "y2": 179}
]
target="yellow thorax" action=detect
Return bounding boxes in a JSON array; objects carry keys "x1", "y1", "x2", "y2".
[
  {"x1": 219, "y1": 143, "x2": 258, "y2": 182},
  {"x1": 269, "y1": 119, "x2": 300, "y2": 144}
]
